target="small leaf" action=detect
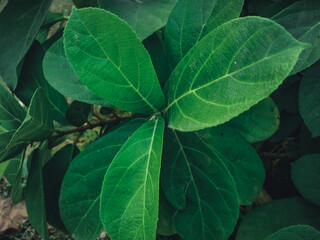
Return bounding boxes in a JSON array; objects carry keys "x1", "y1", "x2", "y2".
[
  {"x1": 0, "y1": 82, "x2": 26, "y2": 132},
  {"x1": 4, "y1": 152, "x2": 25, "y2": 204},
  {"x1": 199, "y1": 124, "x2": 265, "y2": 205},
  {"x1": 100, "y1": 118, "x2": 165, "y2": 240},
  {"x1": 291, "y1": 154, "x2": 320, "y2": 206},
  {"x1": 59, "y1": 118, "x2": 145, "y2": 240},
  {"x1": 43, "y1": 37, "x2": 110, "y2": 106},
  {"x1": 299, "y1": 61, "x2": 320, "y2": 137},
  {"x1": 0, "y1": 0, "x2": 53, "y2": 89},
  {"x1": 165, "y1": 0, "x2": 244, "y2": 68},
  {"x1": 15, "y1": 42, "x2": 69, "y2": 124},
  {"x1": 272, "y1": 0, "x2": 320, "y2": 74},
  {"x1": 25, "y1": 149, "x2": 49, "y2": 240},
  {"x1": 8, "y1": 88, "x2": 54, "y2": 147},
  {"x1": 161, "y1": 129, "x2": 239, "y2": 240},
  {"x1": 265, "y1": 225, "x2": 320, "y2": 240},
  {"x1": 66, "y1": 101, "x2": 91, "y2": 127},
  {"x1": 43, "y1": 144, "x2": 79, "y2": 233},
  {"x1": 64, "y1": 7, "x2": 165, "y2": 114},
  {"x1": 98, "y1": 0, "x2": 178, "y2": 40},
  {"x1": 236, "y1": 198, "x2": 320, "y2": 240},
  {"x1": 229, "y1": 98, "x2": 280, "y2": 143},
  {"x1": 164, "y1": 17, "x2": 307, "y2": 132}
]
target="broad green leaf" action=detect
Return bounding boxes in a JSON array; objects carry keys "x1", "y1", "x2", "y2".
[
  {"x1": 272, "y1": 0, "x2": 320, "y2": 74},
  {"x1": 165, "y1": 0, "x2": 244, "y2": 68},
  {"x1": 161, "y1": 129, "x2": 239, "y2": 240},
  {"x1": 8, "y1": 88, "x2": 54, "y2": 148},
  {"x1": 199, "y1": 124, "x2": 265, "y2": 205},
  {"x1": 60, "y1": 118, "x2": 145, "y2": 240},
  {"x1": 100, "y1": 118, "x2": 165, "y2": 240},
  {"x1": 265, "y1": 225, "x2": 320, "y2": 240},
  {"x1": 0, "y1": 160, "x2": 10, "y2": 178},
  {"x1": 291, "y1": 154, "x2": 320, "y2": 206},
  {"x1": 64, "y1": 8, "x2": 165, "y2": 114},
  {"x1": 0, "y1": 131, "x2": 25, "y2": 162},
  {"x1": 0, "y1": 0, "x2": 53, "y2": 89},
  {"x1": 157, "y1": 188, "x2": 177, "y2": 236},
  {"x1": 15, "y1": 42, "x2": 69, "y2": 124},
  {"x1": 258, "y1": 0, "x2": 297, "y2": 18},
  {"x1": 98, "y1": 0, "x2": 178, "y2": 40},
  {"x1": 25, "y1": 149, "x2": 49, "y2": 240},
  {"x1": 228, "y1": 98, "x2": 280, "y2": 143},
  {"x1": 164, "y1": 17, "x2": 307, "y2": 132},
  {"x1": 43, "y1": 38, "x2": 110, "y2": 106},
  {"x1": 236, "y1": 198, "x2": 320, "y2": 240},
  {"x1": 299, "y1": 61, "x2": 320, "y2": 137},
  {"x1": 66, "y1": 101, "x2": 91, "y2": 127},
  {"x1": 0, "y1": 83, "x2": 26, "y2": 132},
  {"x1": 43, "y1": 145, "x2": 79, "y2": 233},
  {"x1": 4, "y1": 152, "x2": 25, "y2": 204}
]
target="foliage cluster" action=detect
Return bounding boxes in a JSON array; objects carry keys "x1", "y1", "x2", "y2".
[{"x1": 0, "y1": 0, "x2": 320, "y2": 239}]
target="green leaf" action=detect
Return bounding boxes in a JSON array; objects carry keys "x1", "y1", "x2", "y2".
[
  {"x1": 236, "y1": 198, "x2": 320, "y2": 240},
  {"x1": 15, "y1": 42, "x2": 69, "y2": 124},
  {"x1": 299, "y1": 61, "x2": 320, "y2": 137},
  {"x1": 164, "y1": 17, "x2": 307, "y2": 132},
  {"x1": 98, "y1": 0, "x2": 178, "y2": 40},
  {"x1": 66, "y1": 101, "x2": 91, "y2": 127},
  {"x1": 100, "y1": 118, "x2": 165, "y2": 240},
  {"x1": 25, "y1": 149, "x2": 49, "y2": 240},
  {"x1": 64, "y1": 7, "x2": 165, "y2": 114},
  {"x1": 157, "y1": 188, "x2": 177, "y2": 236},
  {"x1": 59, "y1": 118, "x2": 145, "y2": 240},
  {"x1": 265, "y1": 225, "x2": 320, "y2": 240},
  {"x1": 0, "y1": 131, "x2": 25, "y2": 162},
  {"x1": 291, "y1": 154, "x2": 320, "y2": 206},
  {"x1": 4, "y1": 152, "x2": 25, "y2": 204},
  {"x1": 0, "y1": 0, "x2": 53, "y2": 89},
  {"x1": 228, "y1": 98, "x2": 280, "y2": 143},
  {"x1": 161, "y1": 129, "x2": 239, "y2": 240},
  {"x1": 272, "y1": 0, "x2": 320, "y2": 74},
  {"x1": 143, "y1": 32, "x2": 169, "y2": 89},
  {"x1": 8, "y1": 88, "x2": 54, "y2": 148},
  {"x1": 72, "y1": 0, "x2": 98, "y2": 8},
  {"x1": 43, "y1": 144, "x2": 79, "y2": 233},
  {"x1": 43, "y1": 37, "x2": 110, "y2": 106},
  {"x1": 0, "y1": 83, "x2": 26, "y2": 132},
  {"x1": 0, "y1": 160, "x2": 10, "y2": 178},
  {"x1": 165, "y1": 0, "x2": 244, "y2": 68},
  {"x1": 199, "y1": 124, "x2": 265, "y2": 205}
]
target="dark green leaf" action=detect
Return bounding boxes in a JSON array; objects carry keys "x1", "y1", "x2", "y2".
[
  {"x1": 0, "y1": 82, "x2": 26, "y2": 132},
  {"x1": 4, "y1": 152, "x2": 25, "y2": 204},
  {"x1": 199, "y1": 124, "x2": 265, "y2": 205},
  {"x1": 236, "y1": 198, "x2": 320, "y2": 240},
  {"x1": 72, "y1": 0, "x2": 97, "y2": 8},
  {"x1": 291, "y1": 154, "x2": 320, "y2": 206},
  {"x1": 0, "y1": 0, "x2": 53, "y2": 89},
  {"x1": 25, "y1": 149, "x2": 49, "y2": 240},
  {"x1": 66, "y1": 101, "x2": 91, "y2": 127},
  {"x1": 161, "y1": 129, "x2": 239, "y2": 240},
  {"x1": 100, "y1": 118, "x2": 165, "y2": 240},
  {"x1": 229, "y1": 98, "x2": 280, "y2": 143},
  {"x1": 36, "y1": 11, "x2": 65, "y2": 43},
  {"x1": 43, "y1": 144, "x2": 79, "y2": 233},
  {"x1": 265, "y1": 225, "x2": 320, "y2": 240},
  {"x1": 60, "y1": 118, "x2": 145, "y2": 240},
  {"x1": 165, "y1": 0, "x2": 244, "y2": 68},
  {"x1": 64, "y1": 8, "x2": 165, "y2": 114},
  {"x1": 0, "y1": 160, "x2": 10, "y2": 178},
  {"x1": 164, "y1": 17, "x2": 307, "y2": 131},
  {"x1": 8, "y1": 88, "x2": 54, "y2": 148},
  {"x1": 43, "y1": 37, "x2": 110, "y2": 106},
  {"x1": 272, "y1": 0, "x2": 320, "y2": 74},
  {"x1": 299, "y1": 61, "x2": 320, "y2": 137},
  {"x1": 15, "y1": 42, "x2": 69, "y2": 124},
  {"x1": 0, "y1": 131, "x2": 25, "y2": 162},
  {"x1": 98, "y1": 0, "x2": 178, "y2": 40}
]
